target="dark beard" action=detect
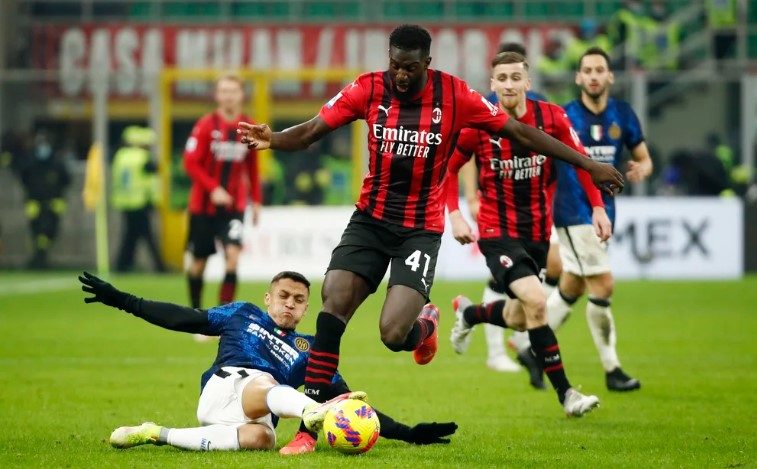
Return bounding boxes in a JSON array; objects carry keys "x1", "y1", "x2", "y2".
[{"x1": 584, "y1": 87, "x2": 605, "y2": 100}]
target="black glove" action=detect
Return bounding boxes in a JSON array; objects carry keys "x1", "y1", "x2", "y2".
[
  {"x1": 403, "y1": 422, "x2": 458, "y2": 445},
  {"x1": 79, "y1": 271, "x2": 130, "y2": 310}
]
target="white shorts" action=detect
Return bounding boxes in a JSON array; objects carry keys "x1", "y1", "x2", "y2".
[
  {"x1": 550, "y1": 225, "x2": 559, "y2": 244},
  {"x1": 556, "y1": 225, "x2": 611, "y2": 277},
  {"x1": 197, "y1": 366, "x2": 276, "y2": 437}
]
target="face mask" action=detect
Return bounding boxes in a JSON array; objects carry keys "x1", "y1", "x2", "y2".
[{"x1": 35, "y1": 144, "x2": 52, "y2": 160}]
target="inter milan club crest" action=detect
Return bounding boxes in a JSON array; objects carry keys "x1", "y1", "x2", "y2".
[
  {"x1": 590, "y1": 125, "x2": 602, "y2": 142},
  {"x1": 294, "y1": 337, "x2": 310, "y2": 352},
  {"x1": 609, "y1": 122, "x2": 622, "y2": 140},
  {"x1": 432, "y1": 107, "x2": 442, "y2": 124}
]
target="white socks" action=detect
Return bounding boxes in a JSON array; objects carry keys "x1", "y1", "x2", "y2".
[
  {"x1": 510, "y1": 288, "x2": 575, "y2": 353},
  {"x1": 166, "y1": 425, "x2": 240, "y2": 451},
  {"x1": 163, "y1": 385, "x2": 315, "y2": 452},
  {"x1": 586, "y1": 297, "x2": 621, "y2": 372},
  {"x1": 546, "y1": 288, "x2": 574, "y2": 331},
  {"x1": 482, "y1": 284, "x2": 507, "y2": 306},
  {"x1": 265, "y1": 385, "x2": 314, "y2": 419},
  {"x1": 508, "y1": 330, "x2": 530, "y2": 352},
  {"x1": 482, "y1": 285, "x2": 507, "y2": 358},
  {"x1": 542, "y1": 279, "x2": 557, "y2": 299},
  {"x1": 484, "y1": 324, "x2": 506, "y2": 358}
]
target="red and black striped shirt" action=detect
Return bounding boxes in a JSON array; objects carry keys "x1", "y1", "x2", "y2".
[
  {"x1": 447, "y1": 100, "x2": 604, "y2": 242},
  {"x1": 319, "y1": 70, "x2": 510, "y2": 233},
  {"x1": 183, "y1": 112, "x2": 261, "y2": 215}
]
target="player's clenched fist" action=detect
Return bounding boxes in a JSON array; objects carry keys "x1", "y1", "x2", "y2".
[{"x1": 237, "y1": 122, "x2": 272, "y2": 150}]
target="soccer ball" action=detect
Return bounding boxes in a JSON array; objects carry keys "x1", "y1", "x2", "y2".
[{"x1": 322, "y1": 399, "x2": 380, "y2": 454}]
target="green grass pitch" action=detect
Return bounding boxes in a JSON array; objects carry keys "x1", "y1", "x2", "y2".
[{"x1": 1, "y1": 272, "x2": 755, "y2": 468}]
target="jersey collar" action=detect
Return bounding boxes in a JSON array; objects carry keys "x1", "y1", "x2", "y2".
[{"x1": 578, "y1": 96, "x2": 610, "y2": 117}]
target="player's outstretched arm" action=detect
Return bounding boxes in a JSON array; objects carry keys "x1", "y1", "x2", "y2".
[
  {"x1": 79, "y1": 272, "x2": 213, "y2": 335},
  {"x1": 238, "y1": 115, "x2": 334, "y2": 152},
  {"x1": 497, "y1": 119, "x2": 624, "y2": 195}
]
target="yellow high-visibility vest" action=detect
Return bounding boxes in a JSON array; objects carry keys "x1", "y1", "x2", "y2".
[{"x1": 111, "y1": 146, "x2": 159, "y2": 210}]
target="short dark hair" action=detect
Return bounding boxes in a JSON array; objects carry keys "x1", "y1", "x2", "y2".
[
  {"x1": 578, "y1": 46, "x2": 612, "y2": 70},
  {"x1": 497, "y1": 42, "x2": 528, "y2": 57},
  {"x1": 270, "y1": 271, "x2": 310, "y2": 291},
  {"x1": 389, "y1": 24, "x2": 432, "y2": 56},
  {"x1": 491, "y1": 51, "x2": 529, "y2": 71}
]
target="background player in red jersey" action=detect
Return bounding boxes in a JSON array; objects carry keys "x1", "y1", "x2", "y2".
[
  {"x1": 237, "y1": 25, "x2": 623, "y2": 405},
  {"x1": 459, "y1": 42, "x2": 556, "y2": 374},
  {"x1": 183, "y1": 74, "x2": 262, "y2": 320},
  {"x1": 446, "y1": 52, "x2": 612, "y2": 416}
]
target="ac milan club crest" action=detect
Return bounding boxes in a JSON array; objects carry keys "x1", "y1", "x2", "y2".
[
  {"x1": 432, "y1": 107, "x2": 442, "y2": 124},
  {"x1": 499, "y1": 255, "x2": 514, "y2": 268}
]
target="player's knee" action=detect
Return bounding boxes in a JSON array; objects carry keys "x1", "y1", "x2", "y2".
[
  {"x1": 188, "y1": 259, "x2": 207, "y2": 277},
  {"x1": 322, "y1": 291, "x2": 358, "y2": 322},
  {"x1": 225, "y1": 247, "x2": 241, "y2": 268},
  {"x1": 520, "y1": 287, "x2": 546, "y2": 312},
  {"x1": 521, "y1": 295, "x2": 547, "y2": 323},
  {"x1": 588, "y1": 273, "x2": 614, "y2": 298},
  {"x1": 380, "y1": 326, "x2": 407, "y2": 352},
  {"x1": 600, "y1": 277, "x2": 614, "y2": 297},
  {"x1": 546, "y1": 258, "x2": 562, "y2": 277},
  {"x1": 225, "y1": 252, "x2": 239, "y2": 270},
  {"x1": 322, "y1": 299, "x2": 352, "y2": 323},
  {"x1": 504, "y1": 308, "x2": 527, "y2": 331},
  {"x1": 560, "y1": 274, "x2": 585, "y2": 297},
  {"x1": 237, "y1": 425, "x2": 275, "y2": 451}
]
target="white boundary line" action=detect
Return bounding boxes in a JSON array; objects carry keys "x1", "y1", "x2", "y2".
[{"x1": 0, "y1": 278, "x2": 77, "y2": 297}]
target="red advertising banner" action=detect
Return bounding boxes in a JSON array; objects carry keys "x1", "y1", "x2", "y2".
[{"x1": 33, "y1": 23, "x2": 578, "y2": 98}]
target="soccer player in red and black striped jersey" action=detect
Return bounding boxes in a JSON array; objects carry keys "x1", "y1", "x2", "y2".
[
  {"x1": 447, "y1": 52, "x2": 612, "y2": 416},
  {"x1": 183, "y1": 74, "x2": 262, "y2": 316},
  {"x1": 237, "y1": 25, "x2": 622, "y2": 422}
]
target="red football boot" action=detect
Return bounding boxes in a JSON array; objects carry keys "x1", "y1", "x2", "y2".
[
  {"x1": 413, "y1": 304, "x2": 440, "y2": 365},
  {"x1": 279, "y1": 431, "x2": 317, "y2": 455}
]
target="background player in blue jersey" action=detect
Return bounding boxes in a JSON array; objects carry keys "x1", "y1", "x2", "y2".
[
  {"x1": 532, "y1": 47, "x2": 652, "y2": 391},
  {"x1": 78, "y1": 271, "x2": 457, "y2": 453}
]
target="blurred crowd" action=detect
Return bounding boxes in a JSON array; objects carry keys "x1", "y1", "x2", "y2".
[{"x1": 0, "y1": 0, "x2": 752, "y2": 270}]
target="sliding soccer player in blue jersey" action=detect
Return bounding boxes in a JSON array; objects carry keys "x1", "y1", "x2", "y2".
[{"x1": 78, "y1": 271, "x2": 457, "y2": 453}]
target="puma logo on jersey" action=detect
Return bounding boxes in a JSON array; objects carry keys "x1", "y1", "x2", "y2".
[
  {"x1": 378, "y1": 105, "x2": 392, "y2": 116},
  {"x1": 489, "y1": 138, "x2": 502, "y2": 149}
]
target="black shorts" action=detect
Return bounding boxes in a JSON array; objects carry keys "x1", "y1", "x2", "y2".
[
  {"x1": 478, "y1": 237, "x2": 549, "y2": 298},
  {"x1": 327, "y1": 210, "x2": 441, "y2": 299},
  {"x1": 186, "y1": 212, "x2": 244, "y2": 259}
]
